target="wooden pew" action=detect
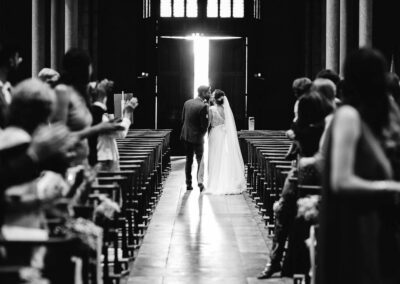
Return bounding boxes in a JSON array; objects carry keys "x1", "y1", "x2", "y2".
[{"x1": 94, "y1": 129, "x2": 172, "y2": 284}]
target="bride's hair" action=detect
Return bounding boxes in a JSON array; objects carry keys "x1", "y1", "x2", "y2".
[{"x1": 214, "y1": 89, "x2": 225, "y2": 105}]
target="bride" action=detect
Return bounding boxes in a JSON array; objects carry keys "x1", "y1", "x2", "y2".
[{"x1": 202, "y1": 89, "x2": 246, "y2": 195}]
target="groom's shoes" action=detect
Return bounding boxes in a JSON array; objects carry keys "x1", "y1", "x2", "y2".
[
  {"x1": 257, "y1": 263, "x2": 281, "y2": 279},
  {"x1": 198, "y1": 183, "x2": 205, "y2": 192},
  {"x1": 187, "y1": 185, "x2": 193, "y2": 191}
]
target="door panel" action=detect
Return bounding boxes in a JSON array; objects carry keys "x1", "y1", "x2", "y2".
[
  {"x1": 209, "y1": 39, "x2": 246, "y2": 130},
  {"x1": 158, "y1": 38, "x2": 194, "y2": 155}
]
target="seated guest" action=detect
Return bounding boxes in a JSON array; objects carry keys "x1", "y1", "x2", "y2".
[
  {"x1": 89, "y1": 79, "x2": 138, "y2": 170},
  {"x1": 258, "y1": 89, "x2": 331, "y2": 279},
  {"x1": 317, "y1": 48, "x2": 400, "y2": 284}
]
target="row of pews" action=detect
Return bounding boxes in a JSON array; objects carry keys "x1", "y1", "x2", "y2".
[
  {"x1": 239, "y1": 130, "x2": 321, "y2": 282},
  {"x1": 239, "y1": 130, "x2": 293, "y2": 233},
  {"x1": 0, "y1": 129, "x2": 172, "y2": 284}
]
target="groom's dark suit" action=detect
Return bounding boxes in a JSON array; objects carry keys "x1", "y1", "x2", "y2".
[{"x1": 180, "y1": 97, "x2": 209, "y2": 189}]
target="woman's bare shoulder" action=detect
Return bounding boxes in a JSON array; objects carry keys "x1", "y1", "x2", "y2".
[{"x1": 335, "y1": 105, "x2": 359, "y2": 120}]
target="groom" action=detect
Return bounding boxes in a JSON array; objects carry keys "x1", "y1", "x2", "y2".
[{"x1": 180, "y1": 85, "x2": 211, "y2": 191}]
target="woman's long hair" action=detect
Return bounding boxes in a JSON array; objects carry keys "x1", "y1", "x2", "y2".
[{"x1": 342, "y1": 48, "x2": 389, "y2": 135}]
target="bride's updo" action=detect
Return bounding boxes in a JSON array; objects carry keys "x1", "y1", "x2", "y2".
[{"x1": 214, "y1": 89, "x2": 225, "y2": 105}]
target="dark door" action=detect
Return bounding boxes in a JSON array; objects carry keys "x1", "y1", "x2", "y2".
[
  {"x1": 158, "y1": 38, "x2": 194, "y2": 155},
  {"x1": 209, "y1": 38, "x2": 246, "y2": 130},
  {"x1": 157, "y1": 37, "x2": 246, "y2": 155}
]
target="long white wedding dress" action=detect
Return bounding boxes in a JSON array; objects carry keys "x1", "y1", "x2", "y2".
[{"x1": 202, "y1": 97, "x2": 246, "y2": 195}]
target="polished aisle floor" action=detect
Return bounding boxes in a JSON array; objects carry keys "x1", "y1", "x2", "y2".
[{"x1": 128, "y1": 157, "x2": 291, "y2": 284}]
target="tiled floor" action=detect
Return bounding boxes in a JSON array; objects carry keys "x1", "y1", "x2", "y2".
[{"x1": 128, "y1": 157, "x2": 291, "y2": 284}]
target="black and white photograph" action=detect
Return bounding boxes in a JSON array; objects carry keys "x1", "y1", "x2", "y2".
[{"x1": 1, "y1": 0, "x2": 400, "y2": 283}]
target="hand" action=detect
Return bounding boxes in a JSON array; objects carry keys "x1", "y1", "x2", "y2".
[
  {"x1": 28, "y1": 123, "x2": 78, "y2": 162},
  {"x1": 124, "y1": 97, "x2": 139, "y2": 111},
  {"x1": 98, "y1": 121, "x2": 125, "y2": 134},
  {"x1": 286, "y1": 129, "x2": 295, "y2": 140}
]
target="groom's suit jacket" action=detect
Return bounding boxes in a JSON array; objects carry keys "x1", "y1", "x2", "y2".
[{"x1": 180, "y1": 97, "x2": 209, "y2": 144}]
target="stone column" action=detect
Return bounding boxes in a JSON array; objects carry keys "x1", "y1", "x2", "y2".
[
  {"x1": 51, "y1": 0, "x2": 63, "y2": 70},
  {"x1": 326, "y1": 0, "x2": 340, "y2": 72},
  {"x1": 65, "y1": 0, "x2": 78, "y2": 51},
  {"x1": 32, "y1": 0, "x2": 45, "y2": 77},
  {"x1": 339, "y1": 0, "x2": 348, "y2": 76},
  {"x1": 359, "y1": 0, "x2": 373, "y2": 47}
]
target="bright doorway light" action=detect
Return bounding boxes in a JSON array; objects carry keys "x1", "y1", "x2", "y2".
[
  {"x1": 161, "y1": 34, "x2": 241, "y2": 97},
  {"x1": 192, "y1": 34, "x2": 210, "y2": 98}
]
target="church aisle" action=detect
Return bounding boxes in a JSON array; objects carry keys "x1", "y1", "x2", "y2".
[{"x1": 128, "y1": 157, "x2": 291, "y2": 284}]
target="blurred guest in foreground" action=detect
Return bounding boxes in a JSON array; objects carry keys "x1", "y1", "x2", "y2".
[
  {"x1": 0, "y1": 79, "x2": 75, "y2": 236},
  {"x1": 52, "y1": 49, "x2": 123, "y2": 165},
  {"x1": 317, "y1": 48, "x2": 400, "y2": 284}
]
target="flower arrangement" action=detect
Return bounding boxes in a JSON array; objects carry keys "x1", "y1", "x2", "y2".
[
  {"x1": 64, "y1": 218, "x2": 103, "y2": 252},
  {"x1": 297, "y1": 195, "x2": 321, "y2": 223},
  {"x1": 94, "y1": 195, "x2": 121, "y2": 220}
]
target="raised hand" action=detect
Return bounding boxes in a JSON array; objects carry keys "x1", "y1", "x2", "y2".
[{"x1": 124, "y1": 97, "x2": 139, "y2": 110}]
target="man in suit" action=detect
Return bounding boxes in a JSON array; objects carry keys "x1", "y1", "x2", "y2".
[{"x1": 181, "y1": 85, "x2": 211, "y2": 191}]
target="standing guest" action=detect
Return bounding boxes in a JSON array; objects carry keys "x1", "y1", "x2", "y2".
[
  {"x1": 315, "y1": 69, "x2": 340, "y2": 86},
  {"x1": 38, "y1": 68, "x2": 60, "y2": 88},
  {"x1": 52, "y1": 49, "x2": 122, "y2": 165},
  {"x1": 386, "y1": 72, "x2": 400, "y2": 107},
  {"x1": 315, "y1": 69, "x2": 341, "y2": 106},
  {"x1": 317, "y1": 48, "x2": 400, "y2": 284},
  {"x1": 291, "y1": 77, "x2": 312, "y2": 125},
  {"x1": 285, "y1": 77, "x2": 312, "y2": 160},
  {"x1": 299, "y1": 78, "x2": 337, "y2": 173},
  {"x1": 258, "y1": 90, "x2": 330, "y2": 279},
  {"x1": 0, "y1": 42, "x2": 22, "y2": 128},
  {"x1": 89, "y1": 79, "x2": 138, "y2": 169}
]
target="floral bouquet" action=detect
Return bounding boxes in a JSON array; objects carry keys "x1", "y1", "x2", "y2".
[
  {"x1": 94, "y1": 195, "x2": 121, "y2": 220},
  {"x1": 63, "y1": 218, "x2": 103, "y2": 252},
  {"x1": 297, "y1": 195, "x2": 321, "y2": 224}
]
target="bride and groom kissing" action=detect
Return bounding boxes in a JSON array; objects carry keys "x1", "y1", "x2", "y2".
[{"x1": 180, "y1": 85, "x2": 246, "y2": 195}]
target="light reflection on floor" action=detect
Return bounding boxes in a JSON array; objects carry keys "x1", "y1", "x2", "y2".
[{"x1": 128, "y1": 157, "x2": 291, "y2": 284}]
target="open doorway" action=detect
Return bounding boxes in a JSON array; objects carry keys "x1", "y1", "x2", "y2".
[{"x1": 157, "y1": 35, "x2": 246, "y2": 155}]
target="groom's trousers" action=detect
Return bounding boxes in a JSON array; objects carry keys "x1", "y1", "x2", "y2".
[{"x1": 183, "y1": 141, "x2": 204, "y2": 186}]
